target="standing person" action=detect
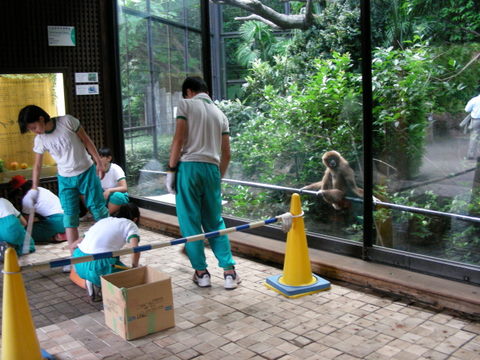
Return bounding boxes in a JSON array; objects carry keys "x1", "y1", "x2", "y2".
[
  {"x1": 17, "y1": 105, "x2": 109, "y2": 261},
  {"x1": 8, "y1": 175, "x2": 66, "y2": 243},
  {"x1": 165, "y1": 76, "x2": 240, "y2": 290},
  {"x1": 98, "y1": 147, "x2": 129, "y2": 214},
  {"x1": 465, "y1": 93, "x2": 480, "y2": 160},
  {"x1": 0, "y1": 197, "x2": 34, "y2": 261},
  {"x1": 72, "y1": 203, "x2": 141, "y2": 302}
]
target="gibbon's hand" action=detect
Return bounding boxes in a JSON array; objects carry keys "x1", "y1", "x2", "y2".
[
  {"x1": 23, "y1": 189, "x2": 39, "y2": 210},
  {"x1": 165, "y1": 171, "x2": 176, "y2": 194}
]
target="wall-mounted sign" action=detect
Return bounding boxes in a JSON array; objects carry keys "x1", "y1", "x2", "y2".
[
  {"x1": 75, "y1": 72, "x2": 98, "y2": 83},
  {"x1": 48, "y1": 26, "x2": 76, "y2": 47},
  {"x1": 76, "y1": 84, "x2": 100, "y2": 96}
]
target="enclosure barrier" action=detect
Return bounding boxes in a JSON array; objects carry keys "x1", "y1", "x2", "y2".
[{"x1": 141, "y1": 169, "x2": 480, "y2": 224}]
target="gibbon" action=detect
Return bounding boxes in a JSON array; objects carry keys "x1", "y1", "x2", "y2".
[{"x1": 301, "y1": 150, "x2": 364, "y2": 210}]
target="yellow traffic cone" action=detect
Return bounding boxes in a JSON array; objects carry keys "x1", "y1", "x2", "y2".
[
  {"x1": 1, "y1": 248, "x2": 54, "y2": 359},
  {"x1": 265, "y1": 193, "x2": 331, "y2": 298}
]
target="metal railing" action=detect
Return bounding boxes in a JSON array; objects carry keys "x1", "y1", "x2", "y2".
[{"x1": 139, "y1": 169, "x2": 480, "y2": 224}]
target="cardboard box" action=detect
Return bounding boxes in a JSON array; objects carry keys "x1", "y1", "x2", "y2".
[{"x1": 101, "y1": 266, "x2": 175, "y2": 340}]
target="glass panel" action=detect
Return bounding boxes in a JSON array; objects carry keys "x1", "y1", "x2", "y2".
[
  {"x1": 118, "y1": 0, "x2": 201, "y2": 200},
  {"x1": 0, "y1": 73, "x2": 65, "y2": 182},
  {"x1": 118, "y1": 0, "x2": 146, "y2": 12},
  {"x1": 150, "y1": 0, "x2": 184, "y2": 25},
  {"x1": 185, "y1": 0, "x2": 201, "y2": 29},
  {"x1": 187, "y1": 32, "x2": 202, "y2": 76},
  {"x1": 216, "y1": 2, "x2": 364, "y2": 241},
  {"x1": 371, "y1": 1, "x2": 480, "y2": 266}
]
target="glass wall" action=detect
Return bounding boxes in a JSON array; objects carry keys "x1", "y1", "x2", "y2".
[
  {"x1": 116, "y1": 0, "x2": 480, "y2": 284},
  {"x1": 117, "y1": 0, "x2": 203, "y2": 200},
  {"x1": 370, "y1": 0, "x2": 480, "y2": 268}
]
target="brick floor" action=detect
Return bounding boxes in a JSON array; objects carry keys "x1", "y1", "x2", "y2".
[{"x1": 1, "y1": 223, "x2": 480, "y2": 359}]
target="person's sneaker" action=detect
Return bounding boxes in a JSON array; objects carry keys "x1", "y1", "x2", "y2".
[
  {"x1": 0, "y1": 241, "x2": 9, "y2": 263},
  {"x1": 224, "y1": 271, "x2": 241, "y2": 290},
  {"x1": 86, "y1": 280, "x2": 103, "y2": 302},
  {"x1": 62, "y1": 264, "x2": 72, "y2": 273},
  {"x1": 193, "y1": 270, "x2": 211, "y2": 287}
]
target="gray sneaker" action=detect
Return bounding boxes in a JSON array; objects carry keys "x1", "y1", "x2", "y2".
[
  {"x1": 193, "y1": 270, "x2": 211, "y2": 287},
  {"x1": 224, "y1": 271, "x2": 241, "y2": 290}
]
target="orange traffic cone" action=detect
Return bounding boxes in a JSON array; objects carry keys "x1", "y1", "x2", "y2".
[
  {"x1": 265, "y1": 193, "x2": 331, "y2": 298},
  {"x1": 1, "y1": 248, "x2": 55, "y2": 359}
]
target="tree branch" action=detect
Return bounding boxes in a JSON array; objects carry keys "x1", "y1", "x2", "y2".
[{"x1": 211, "y1": 0, "x2": 316, "y2": 30}]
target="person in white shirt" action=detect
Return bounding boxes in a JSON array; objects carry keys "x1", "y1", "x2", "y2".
[
  {"x1": 165, "y1": 77, "x2": 240, "y2": 290},
  {"x1": 72, "y1": 203, "x2": 141, "y2": 302},
  {"x1": 18, "y1": 105, "x2": 109, "y2": 255},
  {"x1": 0, "y1": 197, "x2": 34, "y2": 261},
  {"x1": 465, "y1": 93, "x2": 480, "y2": 160},
  {"x1": 98, "y1": 147, "x2": 129, "y2": 214},
  {"x1": 8, "y1": 175, "x2": 66, "y2": 243}
]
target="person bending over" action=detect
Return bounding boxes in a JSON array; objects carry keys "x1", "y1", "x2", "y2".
[
  {"x1": 72, "y1": 203, "x2": 141, "y2": 302},
  {"x1": 18, "y1": 105, "x2": 109, "y2": 263},
  {"x1": 8, "y1": 175, "x2": 66, "y2": 243}
]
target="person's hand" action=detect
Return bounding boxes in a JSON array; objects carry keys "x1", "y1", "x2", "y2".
[
  {"x1": 96, "y1": 162, "x2": 106, "y2": 180},
  {"x1": 165, "y1": 171, "x2": 176, "y2": 194},
  {"x1": 103, "y1": 189, "x2": 111, "y2": 200},
  {"x1": 23, "y1": 189, "x2": 39, "y2": 210}
]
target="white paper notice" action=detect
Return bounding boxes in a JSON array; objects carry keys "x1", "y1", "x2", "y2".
[
  {"x1": 75, "y1": 72, "x2": 98, "y2": 83},
  {"x1": 48, "y1": 26, "x2": 76, "y2": 46}
]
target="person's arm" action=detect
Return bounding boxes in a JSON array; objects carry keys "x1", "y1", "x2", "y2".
[
  {"x1": 19, "y1": 215, "x2": 28, "y2": 227},
  {"x1": 129, "y1": 236, "x2": 140, "y2": 267},
  {"x1": 104, "y1": 179, "x2": 128, "y2": 199},
  {"x1": 168, "y1": 118, "x2": 187, "y2": 169},
  {"x1": 32, "y1": 152, "x2": 44, "y2": 189},
  {"x1": 219, "y1": 134, "x2": 231, "y2": 178},
  {"x1": 76, "y1": 127, "x2": 105, "y2": 179}
]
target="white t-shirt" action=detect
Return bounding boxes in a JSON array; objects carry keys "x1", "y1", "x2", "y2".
[
  {"x1": 22, "y1": 187, "x2": 63, "y2": 217},
  {"x1": 101, "y1": 163, "x2": 126, "y2": 190},
  {"x1": 0, "y1": 198, "x2": 20, "y2": 218},
  {"x1": 78, "y1": 217, "x2": 139, "y2": 254},
  {"x1": 33, "y1": 115, "x2": 94, "y2": 177},
  {"x1": 177, "y1": 93, "x2": 229, "y2": 166},
  {"x1": 465, "y1": 95, "x2": 480, "y2": 119}
]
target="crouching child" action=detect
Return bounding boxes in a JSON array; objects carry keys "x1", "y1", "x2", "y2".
[{"x1": 73, "y1": 203, "x2": 141, "y2": 301}]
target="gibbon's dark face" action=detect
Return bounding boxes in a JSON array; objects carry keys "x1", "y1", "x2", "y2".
[{"x1": 326, "y1": 156, "x2": 338, "y2": 169}]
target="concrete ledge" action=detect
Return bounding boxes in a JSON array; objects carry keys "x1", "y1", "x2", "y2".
[{"x1": 140, "y1": 208, "x2": 480, "y2": 318}]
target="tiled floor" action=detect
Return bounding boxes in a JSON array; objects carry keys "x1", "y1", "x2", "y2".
[{"x1": 1, "y1": 222, "x2": 480, "y2": 359}]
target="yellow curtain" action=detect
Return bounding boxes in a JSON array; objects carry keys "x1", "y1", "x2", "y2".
[{"x1": 0, "y1": 75, "x2": 57, "y2": 170}]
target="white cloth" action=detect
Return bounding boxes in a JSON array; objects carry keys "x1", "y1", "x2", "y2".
[
  {"x1": 22, "y1": 187, "x2": 63, "y2": 217},
  {"x1": 0, "y1": 198, "x2": 20, "y2": 218},
  {"x1": 177, "y1": 93, "x2": 229, "y2": 166},
  {"x1": 465, "y1": 95, "x2": 480, "y2": 119},
  {"x1": 78, "y1": 217, "x2": 139, "y2": 254},
  {"x1": 101, "y1": 163, "x2": 126, "y2": 190},
  {"x1": 33, "y1": 115, "x2": 94, "y2": 177}
]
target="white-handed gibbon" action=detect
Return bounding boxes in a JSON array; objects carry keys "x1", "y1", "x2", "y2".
[{"x1": 301, "y1": 150, "x2": 364, "y2": 210}]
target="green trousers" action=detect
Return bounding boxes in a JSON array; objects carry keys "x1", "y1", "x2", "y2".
[{"x1": 175, "y1": 162, "x2": 235, "y2": 271}]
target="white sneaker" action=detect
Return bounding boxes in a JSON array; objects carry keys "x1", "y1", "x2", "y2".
[
  {"x1": 62, "y1": 264, "x2": 72, "y2": 273},
  {"x1": 86, "y1": 280, "x2": 102, "y2": 302},
  {"x1": 193, "y1": 270, "x2": 211, "y2": 287},
  {"x1": 224, "y1": 271, "x2": 241, "y2": 290}
]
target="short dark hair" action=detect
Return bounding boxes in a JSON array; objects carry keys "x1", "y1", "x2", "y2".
[
  {"x1": 18, "y1": 105, "x2": 51, "y2": 134},
  {"x1": 111, "y1": 203, "x2": 140, "y2": 224},
  {"x1": 98, "y1": 147, "x2": 112, "y2": 158},
  {"x1": 182, "y1": 76, "x2": 208, "y2": 98}
]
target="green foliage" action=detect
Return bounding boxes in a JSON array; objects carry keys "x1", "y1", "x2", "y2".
[
  {"x1": 371, "y1": 41, "x2": 434, "y2": 178},
  {"x1": 235, "y1": 21, "x2": 291, "y2": 67}
]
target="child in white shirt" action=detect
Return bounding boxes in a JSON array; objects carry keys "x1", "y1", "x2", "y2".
[
  {"x1": 18, "y1": 105, "x2": 109, "y2": 255},
  {"x1": 72, "y1": 203, "x2": 141, "y2": 302},
  {"x1": 98, "y1": 147, "x2": 129, "y2": 214}
]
